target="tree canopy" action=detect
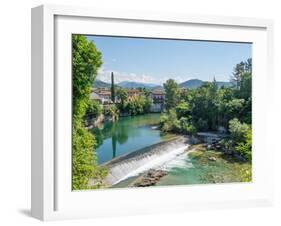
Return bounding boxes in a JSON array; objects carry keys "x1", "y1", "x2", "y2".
[
  {"x1": 72, "y1": 35, "x2": 107, "y2": 190},
  {"x1": 160, "y1": 58, "x2": 252, "y2": 161}
]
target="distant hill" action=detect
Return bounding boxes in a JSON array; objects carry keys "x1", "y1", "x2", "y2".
[
  {"x1": 93, "y1": 79, "x2": 161, "y2": 89},
  {"x1": 94, "y1": 78, "x2": 232, "y2": 90},
  {"x1": 93, "y1": 79, "x2": 111, "y2": 88},
  {"x1": 179, "y1": 79, "x2": 203, "y2": 89},
  {"x1": 179, "y1": 79, "x2": 232, "y2": 89},
  {"x1": 118, "y1": 81, "x2": 159, "y2": 89}
]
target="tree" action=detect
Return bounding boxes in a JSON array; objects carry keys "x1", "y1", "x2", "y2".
[
  {"x1": 160, "y1": 109, "x2": 180, "y2": 133},
  {"x1": 72, "y1": 35, "x2": 102, "y2": 120},
  {"x1": 175, "y1": 102, "x2": 190, "y2": 118},
  {"x1": 87, "y1": 100, "x2": 103, "y2": 118},
  {"x1": 188, "y1": 82, "x2": 219, "y2": 130},
  {"x1": 229, "y1": 118, "x2": 250, "y2": 143},
  {"x1": 163, "y1": 79, "x2": 180, "y2": 110},
  {"x1": 236, "y1": 128, "x2": 252, "y2": 161},
  {"x1": 179, "y1": 117, "x2": 196, "y2": 135},
  {"x1": 123, "y1": 95, "x2": 152, "y2": 116},
  {"x1": 231, "y1": 61, "x2": 245, "y2": 88},
  {"x1": 225, "y1": 98, "x2": 245, "y2": 120},
  {"x1": 104, "y1": 105, "x2": 119, "y2": 121},
  {"x1": 245, "y1": 58, "x2": 252, "y2": 73},
  {"x1": 116, "y1": 88, "x2": 128, "y2": 109},
  {"x1": 144, "y1": 96, "x2": 153, "y2": 113},
  {"x1": 111, "y1": 72, "x2": 115, "y2": 103},
  {"x1": 72, "y1": 35, "x2": 107, "y2": 190},
  {"x1": 239, "y1": 72, "x2": 252, "y2": 100},
  {"x1": 231, "y1": 58, "x2": 252, "y2": 90}
]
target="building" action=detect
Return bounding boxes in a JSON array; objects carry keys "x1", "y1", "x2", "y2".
[
  {"x1": 150, "y1": 89, "x2": 165, "y2": 103},
  {"x1": 90, "y1": 88, "x2": 112, "y2": 104},
  {"x1": 127, "y1": 89, "x2": 140, "y2": 101},
  {"x1": 150, "y1": 89, "x2": 165, "y2": 112}
]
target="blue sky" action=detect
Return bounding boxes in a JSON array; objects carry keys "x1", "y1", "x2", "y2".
[{"x1": 86, "y1": 35, "x2": 252, "y2": 85}]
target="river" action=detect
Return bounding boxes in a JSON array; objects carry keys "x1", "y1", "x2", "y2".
[
  {"x1": 90, "y1": 114, "x2": 251, "y2": 187},
  {"x1": 91, "y1": 113, "x2": 173, "y2": 164}
]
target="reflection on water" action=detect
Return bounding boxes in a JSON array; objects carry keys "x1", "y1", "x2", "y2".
[{"x1": 91, "y1": 114, "x2": 169, "y2": 164}]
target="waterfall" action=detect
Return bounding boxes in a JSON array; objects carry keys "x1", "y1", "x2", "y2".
[{"x1": 103, "y1": 137, "x2": 191, "y2": 185}]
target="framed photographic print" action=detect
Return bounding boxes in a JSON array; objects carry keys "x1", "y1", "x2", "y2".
[{"x1": 31, "y1": 4, "x2": 274, "y2": 221}]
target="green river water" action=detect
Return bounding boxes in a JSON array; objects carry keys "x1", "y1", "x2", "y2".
[{"x1": 91, "y1": 114, "x2": 251, "y2": 187}]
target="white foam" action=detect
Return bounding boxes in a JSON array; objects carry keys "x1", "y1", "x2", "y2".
[
  {"x1": 160, "y1": 153, "x2": 193, "y2": 170},
  {"x1": 105, "y1": 140, "x2": 190, "y2": 185}
]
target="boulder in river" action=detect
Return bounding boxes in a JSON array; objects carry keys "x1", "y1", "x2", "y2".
[
  {"x1": 132, "y1": 169, "x2": 168, "y2": 187},
  {"x1": 208, "y1": 156, "x2": 217, "y2": 161}
]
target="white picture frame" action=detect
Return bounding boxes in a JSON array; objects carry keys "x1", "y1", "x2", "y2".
[{"x1": 31, "y1": 4, "x2": 274, "y2": 221}]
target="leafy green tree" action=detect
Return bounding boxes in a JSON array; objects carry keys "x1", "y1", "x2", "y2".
[
  {"x1": 188, "y1": 82, "x2": 219, "y2": 130},
  {"x1": 239, "y1": 72, "x2": 252, "y2": 100},
  {"x1": 86, "y1": 100, "x2": 103, "y2": 118},
  {"x1": 245, "y1": 58, "x2": 252, "y2": 73},
  {"x1": 159, "y1": 59, "x2": 252, "y2": 163},
  {"x1": 232, "y1": 61, "x2": 245, "y2": 88},
  {"x1": 104, "y1": 105, "x2": 119, "y2": 121},
  {"x1": 163, "y1": 79, "x2": 180, "y2": 110},
  {"x1": 116, "y1": 88, "x2": 128, "y2": 110},
  {"x1": 72, "y1": 35, "x2": 102, "y2": 120},
  {"x1": 175, "y1": 102, "x2": 190, "y2": 118},
  {"x1": 160, "y1": 109, "x2": 180, "y2": 133},
  {"x1": 225, "y1": 98, "x2": 245, "y2": 120},
  {"x1": 231, "y1": 58, "x2": 252, "y2": 90},
  {"x1": 144, "y1": 96, "x2": 153, "y2": 113},
  {"x1": 124, "y1": 95, "x2": 152, "y2": 116},
  {"x1": 72, "y1": 35, "x2": 107, "y2": 190},
  {"x1": 236, "y1": 128, "x2": 252, "y2": 160},
  {"x1": 229, "y1": 118, "x2": 250, "y2": 143},
  {"x1": 179, "y1": 117, "x2": 197, "y2": 135}
]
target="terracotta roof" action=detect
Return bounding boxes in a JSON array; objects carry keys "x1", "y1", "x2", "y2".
[{"x1": 151, "y1": 90, "x2": 165, "y2": 95}]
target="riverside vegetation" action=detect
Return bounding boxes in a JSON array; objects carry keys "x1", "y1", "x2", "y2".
[
  {"x1": 72, "y1": 35, "x2": 252, "y2": 190},
  {"x1": 159, "y1": 59, "x2": 252, "y2": 181}
]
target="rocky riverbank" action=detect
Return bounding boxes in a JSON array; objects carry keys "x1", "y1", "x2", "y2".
[
  {"x1": 130, "y1": 169, "x2": 168, "y2": 187},
  {"x1": 111, "y1": 142, "x2": 252, "y2": 188},
  {"x1": 185, "y1": 144, "x2": 252, "y2": 183},
  {"x1": 203, "y1": 138, "x2": 246, "y2": 162}
]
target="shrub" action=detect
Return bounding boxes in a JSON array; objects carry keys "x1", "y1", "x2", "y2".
[
  {"x1": 160, "y1": 110, "x2": 180, "y2": 133},
  {"x1": 236, "y1": 128, "x2": 252, "y2": 160},
  {"x1": 104, "y1": 104, "x2": 119, "y2": 121},
  {"x1": 179, "y1": 117, "x2": 197, "y2": 135},
  {"x1": 72, "y1": 122, "x2": 108, "y2": 189},
  {"x1": 229, "y1": 118, "x2": 250, "y2": 143},
  {"x1": 124, "y1": 95, "x2": 152, "y2": 116},
  {"x1": 240, "y1": 166, "x2": 252, "y2": 182},
  {"x1": 87, "y1": 100, "x2": 103, "y2": 118},
  {"x1": 176, "y1": 102, "x2": 190, "y2": 118}
]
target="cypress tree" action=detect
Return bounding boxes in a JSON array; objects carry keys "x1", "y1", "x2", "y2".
[{"x1": 111, "y1": 72, "x2": 115, "y2": 103}]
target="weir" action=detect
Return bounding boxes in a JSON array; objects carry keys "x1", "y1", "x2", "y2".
[{"x1": 101, "y1": 136, "x2": 194, "y2": 185}]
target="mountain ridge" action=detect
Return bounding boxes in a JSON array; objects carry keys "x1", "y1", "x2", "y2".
[
  {"x1": 93, "y1": 79, "x2": 232, "y2": 89},
  {"x1": 179, "y1": 79, "x2": 232, "y2": 89}
]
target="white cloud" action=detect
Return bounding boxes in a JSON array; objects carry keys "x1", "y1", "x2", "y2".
[{"x1": 96, "y1": 67, "x2": 190, "y2": 85}]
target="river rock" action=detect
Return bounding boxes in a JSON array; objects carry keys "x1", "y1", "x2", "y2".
[
  {"x1": 208, "y1": 157, "x2": 217, "y2": 161},
  {"x1": 132, "y1": 169, "x2": 168, "y2": 187}
]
